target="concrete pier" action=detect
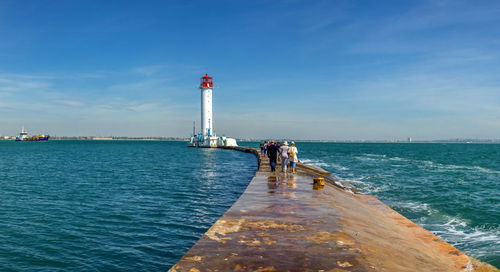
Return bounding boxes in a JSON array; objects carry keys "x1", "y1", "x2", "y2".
[{"x1": 169, "y1": 146, "x2": 497, "y2": 272}]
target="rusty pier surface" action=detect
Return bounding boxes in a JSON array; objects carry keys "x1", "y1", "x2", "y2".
[{"x1": 169, "y1": 146, "x2": 497, "y2": 272}]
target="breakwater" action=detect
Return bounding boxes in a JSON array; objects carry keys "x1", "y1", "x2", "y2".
[{"x1": 169, "y1": 146, "x2": 497, "y2": 272}]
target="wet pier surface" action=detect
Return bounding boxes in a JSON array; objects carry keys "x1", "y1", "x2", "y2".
[{"x1": 169, "y1": 147, "x2": 497, "y2": 272}]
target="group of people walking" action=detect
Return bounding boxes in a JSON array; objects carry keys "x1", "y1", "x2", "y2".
[{"x1": 260, "y1": 141, "x2": 299, "y2": 173}]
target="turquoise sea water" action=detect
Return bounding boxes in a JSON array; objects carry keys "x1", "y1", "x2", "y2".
[
  {"x1": 289, "y1": 142, "x2": 499, "y2": 267},
  {"x1": 1, "y1": 141, "x2": 498, "y2": 270},
  {"x1": 0, "y1": 141, "x2": 257, "y2": 271}
]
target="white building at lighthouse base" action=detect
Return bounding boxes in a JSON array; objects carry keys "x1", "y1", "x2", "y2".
[{"x1": 188, "y1": 135, "x2": 238, "y2": 148}]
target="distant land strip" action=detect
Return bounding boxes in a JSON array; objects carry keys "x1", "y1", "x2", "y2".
[{"x1": 1, "y1": 136, "x2": 499, "y2": 143}]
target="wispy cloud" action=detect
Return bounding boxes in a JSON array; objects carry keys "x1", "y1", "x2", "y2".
[
  {"x1": 131, "y1": 63, "x2": 204, "y2": 76},
  {"x1": 131, "y1": 64, "x2": 171, "y2": 76},
  {"x1": 107, "y1": 79, "x2": 171, "y2": 93},
  {"x1": 0, "y1": 75, "x2": 51, "y2": 93},
  {"x1": 54, "y1": 99, "x2": 86, "y2": 107}
]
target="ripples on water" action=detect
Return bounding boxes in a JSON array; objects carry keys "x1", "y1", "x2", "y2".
[
  {"x1": 0, "y1": 141, "x2": 257, "y2": 271},
  {"x1": 292, "y1": 142, "x2": 499, "y2": 267}
]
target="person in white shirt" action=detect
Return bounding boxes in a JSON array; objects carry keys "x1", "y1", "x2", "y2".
[
  {"x1": 279, "y1": 141, "x2": 290, "y2": 172},
  {"x1": 288, "y1": 141, "x2": 299, "y2": 173}
]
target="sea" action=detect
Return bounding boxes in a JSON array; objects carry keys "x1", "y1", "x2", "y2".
[
  {"x1": 0, "y1": 141, "x2": 256, "y2": 271},
  {"x1": 0, "y1": 140, "x2": 498, "y2": 270}
]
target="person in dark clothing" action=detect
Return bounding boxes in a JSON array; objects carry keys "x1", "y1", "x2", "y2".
[
  {"x1": 260, "y1": 141, "x2": 267, "y2": 156},
  {"x1": 267, "y1": 141, "x2": 280, "y2": 172}
]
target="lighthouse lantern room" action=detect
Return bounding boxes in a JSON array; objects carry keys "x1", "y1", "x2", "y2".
[{"x1": 200, "y1": 74, "x2": 213, "y2": 88}]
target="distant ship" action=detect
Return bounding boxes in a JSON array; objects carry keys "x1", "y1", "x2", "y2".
[{"x1": 15, "y1": 127, "x2": 50, "y2": 142}]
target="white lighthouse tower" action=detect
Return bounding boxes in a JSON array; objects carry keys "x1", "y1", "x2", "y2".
[
  {"x1": 188, "y1": 74, "x2": 237, "y2": 148},
  {"x1": 200, "y1": 74, "x2": 214, "y2": 139}
]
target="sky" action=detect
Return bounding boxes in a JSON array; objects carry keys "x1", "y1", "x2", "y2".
[{"x1": 1, "y1": 0, "x2": 499, "y2": 140}]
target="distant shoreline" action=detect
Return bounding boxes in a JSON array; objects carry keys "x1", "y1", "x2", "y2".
[{"x1": 1, "y1": 137, "x2": 499, "y2": 144}]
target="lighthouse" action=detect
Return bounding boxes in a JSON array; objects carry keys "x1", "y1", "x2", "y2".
[
  {"x1": 188, "y1": 74, "x2": 237, "y2": 148},
  {"x1": 200, "y1": 74, "x2": 213, "y2": 138}
]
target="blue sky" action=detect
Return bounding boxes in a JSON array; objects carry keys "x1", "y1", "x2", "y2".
[{"x1": 1, "y1": 0, "x2": 499, "y2": 140}]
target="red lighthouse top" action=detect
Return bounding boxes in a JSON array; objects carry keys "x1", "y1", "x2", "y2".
[{"x1": 200, "y1": 73, "x2": 213, "y2": 88}]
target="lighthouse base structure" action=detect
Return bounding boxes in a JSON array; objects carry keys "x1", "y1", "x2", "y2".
[{"x1": 188, "y1": 135, "x2": 238, "y2": 148}]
